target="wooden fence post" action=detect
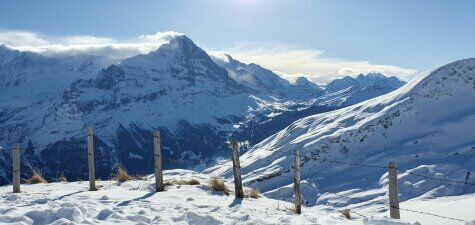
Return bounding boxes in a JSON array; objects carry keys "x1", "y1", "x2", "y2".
[
  {"x1": 231, "y1": 138, "x2": 244, "y2": 198},
  {"x1": 153, "y1": 130, "x2": 164, "y2": 192},
  {"x1": 87, "y1": 127, "x2": 97, "y2": 191},
  {"x1": 12, "y1": 144, "x2": 20, "y2": 193},
  {"x1": 388, "y1": 161, "x2": 400, "y2": 219},
  {"x1": 294, "y1": 147, "x2": 302, "y2": 214}
]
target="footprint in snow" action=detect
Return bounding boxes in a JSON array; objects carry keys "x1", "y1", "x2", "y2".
[{"x1": 31, "y1": 198, "x2": 49, "y2": 204}]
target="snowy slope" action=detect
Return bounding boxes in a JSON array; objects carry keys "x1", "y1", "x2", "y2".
[
  {"x1": 0, "y1": 45, "x2": 111, "y2": 108},
  {"x1": 0, "y1": 45, "x2": 112, "y2": 137},
  {"x1": 0, "y1": 44, "x2": 111, "y2": 89},
  {"x1": 0, "y1": 169, "x2": 428, "y2": 225},
  {"x1": 232, "y1": 74, "x2": 406, "y2": 146},
  {"x1": 208, "y1": 59, "x2": 475, "y2": 221}
]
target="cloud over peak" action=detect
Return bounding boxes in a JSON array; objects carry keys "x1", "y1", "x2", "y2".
[{"x1": 0, "y1": 30, "x2": 183, "y2": 60}]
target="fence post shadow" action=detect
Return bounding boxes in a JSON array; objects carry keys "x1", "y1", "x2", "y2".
[{"x1": 228, "y1": 197, "x2": 243, "y2": 208}]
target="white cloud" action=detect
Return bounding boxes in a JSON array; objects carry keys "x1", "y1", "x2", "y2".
[
  {"x1": 0, "y1": 31, "x2": 183, "y2": 60},
  {"x1": 63, "y1": 36, "x2": 116, "y2": 45},
  {"x1": 0, "y1": 31, "x2": 50, "y2": 46},
  {"x1": 222, "y1": 42, "x2": 417, "y2": 84}
]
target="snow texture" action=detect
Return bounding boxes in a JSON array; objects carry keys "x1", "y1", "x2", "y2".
[{"x1": 0, "y1": 169, "x2": 425, "y2": 225}]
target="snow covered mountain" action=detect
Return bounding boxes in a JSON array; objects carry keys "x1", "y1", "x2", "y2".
[
  {"x1": 0, "y1": 34, "x2": 405, "y2": 185},
  {"x1": 0, "y1": 44, "x2": 111, "y2": 88},
  {"x1": 209, "y1": 52, "x2": 406, "y2": 146},
  {"x1": 326, "y1": 73, "x2": 404, "y2": 93},
  {"x1": 322, "y1": 73, "x2": 406, "y2": 107},
  {"x1": 209, "y1": 51, "x2": 323, "y2": 101},
  {"x1": 0, "y1": 45, "x2": 113, "y2": 133},
  {"x1": 232, "y1": 73, "x2": 406, "y2": 146},
  {"x1": 209, "y1": 59, "x2": 475, "y2": 216},
  {"x1": 0, "y1": 35, "x2": 255, "y2": 184}
]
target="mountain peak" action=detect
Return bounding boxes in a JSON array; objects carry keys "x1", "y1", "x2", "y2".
[
  {"x1": 123, "y1": 33, "x2": 213, "y2": 69},
  {"x1": 294, "y1": 76, "x2": 319, "y2": 87},
  {"x1": 155, "y1": 34, "x2": 199, "y2": 53},
  {"x1": 116, "y1": 33, "x2": 242, "y2": 90},
  {"x1": 360, "y1": 72, "x2": 384, "y2": 76},
  {"x1": 355, "y1": 72, "x2": 396, "y2": 82},
  {"x1": 167, "y1": 34, "x2": 193, "y2": 46},
  {"x1": 327, "y1": 73, "x2": 405, "y2": 92},
  {"x1": 326, "y1": 76, "x2": 358, "y2": 92}
]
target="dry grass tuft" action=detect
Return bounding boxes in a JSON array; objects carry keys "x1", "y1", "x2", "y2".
[
  {"x1": 112, "y1": 164, "x2": 133, "y2": 182},
  {"x1": 186, "y1": 178, "x2": 201, "y2": 185},
  {"x1": 341, "y1": 209, "x2": 351, "y2": 219},
  {"x1": 26, "y1": 167, "x2": 48, "y2": 184},
  {"x1": 208, "y1": 177, "x2": 230, "y2": 195},
  {"x1": 57, "y1": 173, "x2": 67, "y2": 182},
  {"x1": 165, "y1": 178, "x2": 201, "y2": 186},
  {"x1": 245, "y1": 188, "x2": 260, "y2": 199}
]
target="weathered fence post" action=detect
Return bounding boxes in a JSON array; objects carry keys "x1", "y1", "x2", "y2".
[
  {"x1": 87, "y1": 127, "x2": 96, "y2": 191},
  {"x1": 12, "y1": 144, "x2": 20, "y2": 193},
  {"x1": 153, "y1": 130, "x2": 164, "y2": 192},
  {"x1": 388, "y1": 161, "x2": 400, "y2": 219},
  {"x1": 231, "y1": 138, "x2": 244, "y2": 198},
  {"x1": 294, "y1": 147, "x2": 302, "y2": 214}
]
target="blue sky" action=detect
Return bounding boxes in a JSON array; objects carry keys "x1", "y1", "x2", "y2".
[{"x1": 1, "y1": 0, "x2": 474, "y2": 83}]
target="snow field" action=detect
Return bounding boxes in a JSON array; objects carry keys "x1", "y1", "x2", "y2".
[{"x1": 0, "y1": 169, "x2": 421, "y2": 225}]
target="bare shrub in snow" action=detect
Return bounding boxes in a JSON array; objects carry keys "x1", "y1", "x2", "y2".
[
  {"x1": 26, "y1": 167, "x2": 48, "y2": 184},
  {"x1": 186, "y1": 178, "x2": 201, "y2": 185},
  {"x1": 245, "y1": 188, "x2": 260, "y2": 199},
  {"x1": 165, "y1": 178, "x2": 201, "y2": 186},
  {"x1": 208, "y1": 177, "x2": 229, "y2": 195},
  {"x1": 112, "y1": 164, "x2": 132, "y2": 182}
]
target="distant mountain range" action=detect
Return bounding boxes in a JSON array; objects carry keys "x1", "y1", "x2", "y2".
[{"x1": 0, "y1": 34, "x2": 405, "y2": 185}]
